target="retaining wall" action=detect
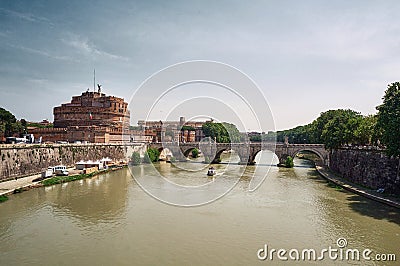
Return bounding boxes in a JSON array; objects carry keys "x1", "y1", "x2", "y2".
[
  {"x1": 0, "y1": 143, "x2": 145, "y2": 181},
  {"x1": 330, "y1": 148, "x2": 400, "y2": 195}
]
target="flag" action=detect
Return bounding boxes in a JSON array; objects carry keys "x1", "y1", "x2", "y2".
[{"x1": 89, "y1": 112, "x2": 92, "y2": 119}]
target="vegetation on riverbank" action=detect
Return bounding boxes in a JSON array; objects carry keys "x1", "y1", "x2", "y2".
[
  {"x1": 268, "y1": 82, "x2": 400, "y2": 157},
  {"x1": 376, "y1": 82, "x2": 400, "y2": 157},
  {"x1": 41, "y1": 166, "x2": 128, "y2": 186},
  {"x1": 41, "y1": 172, "x2": 96, "y2": 186},
  {"x1": 131, "y1": 151, "x2": 141, "y2": 165},
  {"x1": 327, "y1": 181, "x2": 344, "y2": 191},
  {"x1": 191, "y1": 148, "x2": 199, "y2": 158},
  {"x1": 129, "y1": 148, "x2": 161, "y2": 165},
  {"x1": 143, "y1": 148, "x2": 160, "y2": 163},
  {"x1": 271, "y1": 109, "x2": 377, "y2": 149},
  {"x1": 284, "y1": 156, "x2": 294, "y2": 168},
  {"x1": 0, "y1": 195, "x2": 8, "y2": 202},
  {"x1": 0, "y1": 166, "x2": 127, "y2": 203}
]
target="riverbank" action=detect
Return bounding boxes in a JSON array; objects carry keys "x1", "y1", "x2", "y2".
[
  {"x1": 0, "y1": 165, "x2": 127, "y2": 202},
  {"x1": 0, "y1": 170, "x2": 61, "y2": 199},
  {"x1": 0, "y1": 143, "x2": 141, "y2": 182},
  {"x1": 315, "y1": 164, "x2": 400, "y2": 209}
]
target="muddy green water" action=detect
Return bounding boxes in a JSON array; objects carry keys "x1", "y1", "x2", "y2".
[{"x1": 0, "y1": 152, "x2": 399, "y2": 265}]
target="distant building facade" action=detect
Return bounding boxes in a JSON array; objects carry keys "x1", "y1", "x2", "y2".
[{"x1": 137, "y1": 116, "x2": 209, "y2": 143}]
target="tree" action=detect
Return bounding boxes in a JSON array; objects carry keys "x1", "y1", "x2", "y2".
[
  {"x1": 202, "y1": 122, "x2": 241, "y2": 143},
  {"x1": 249, "y1": 135, "x2": 261, "y2": 142},
  {"x1": 355, "y1": 115, "x2": 377, "y2": 145},
  {"x1": 262, "y1": 131, "x2": 277, "y2": 142},
  {"x1": 180, "y1": 125, "x2": 195, "y2": 131},
  {"x1": 0, "y1": 107, "x2": 22, "y2": 137},
  {"x1": 222, "y1": 122, "x2": 241, "y2": 142},
  {"x1": 191, "y1": 148, "x2": 199, "y2": 158},
  {"x1": 276, "y1": 110, "x2": 363, "y2": 146},
  {"x1": 309, "y1": 110, "x2": 345, "y2": 143},
  {"x1": 376, "y1": 82, "x2": 400, "y2": 157},
  {"x1": 20, "y1": 119, "x2": 27, "y2": 133},
  {"x1": 143, "y1": 148, "x2": 160, "y2": 163},
  {"x1": 320, "y1": 109, "x2": 362, "y2": 150},
  {"x1": 277, "y1": 124, "x2": 314, "y2": 144},
  {"x1": 285, "y1": 156, "x2": 294, "y2": 168},
  {"x1": 131, "y1": 151, "x2": 141, "y2": 165},
  {"x1": 274, "y1": 109, "x2": 373, "y2": 148}
]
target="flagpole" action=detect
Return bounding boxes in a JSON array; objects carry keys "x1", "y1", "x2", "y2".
[{"x1": 93, "y1": 69, "x2": 96, "y2": 92}]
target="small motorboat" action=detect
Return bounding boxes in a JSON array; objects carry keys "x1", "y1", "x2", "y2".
[{"x1": 207, "y1": 167, "x2": 216, "y2": 176}]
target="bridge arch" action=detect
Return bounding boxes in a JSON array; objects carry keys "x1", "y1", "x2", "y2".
[
  {"x1": 272, "y1": 144, "x2": 328, "y2": 166},
  {"x1": 246, "y1": 148, "x2": 283, "y2": 165},
  {"x1": 156, "y1": 147, "x2": 174, "y2": 161},
  {"x1": 148, "y1": 143, "x2": 189, "y2": 161},
  {"x1": 182, "y1": 147, "x2": 198, "y2": 157},
  {"x1": 291, "y1": 148, "x2": 326, "y2": 164},
  {"x1": 199, "y1": 146, "x2": 248, "y2": 164},
  {"x1": 212, "y1": 148, "x2": 243, "y2": 164},
  {"x1": 213, "y1": 148, "x2": 228, "y2": 162}
]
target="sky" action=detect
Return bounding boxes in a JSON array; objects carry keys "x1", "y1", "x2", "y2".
[{"x1": 1, "y1": 0, "x2": 399, "y2": 131}]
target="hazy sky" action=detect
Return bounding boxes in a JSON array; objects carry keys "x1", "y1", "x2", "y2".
[{"x1": 1, "y1": 0, "x2": 399, "y2": 130}]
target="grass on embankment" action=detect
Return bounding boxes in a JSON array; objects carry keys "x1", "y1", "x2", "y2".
[
  {"x1": 0, "y1": 195, "x2": 9, "y2": 203},
  {"x1": 40, "y1": 166, "x2": 127, "y2": 186},
  {"x1": 41, "y1": 172, "x2": 97, "y2": 186},
  {"x1": 327, "y1": 181, "x2": 344, "y2": 191}
]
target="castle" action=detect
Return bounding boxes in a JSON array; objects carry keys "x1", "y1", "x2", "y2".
[
  {"x1": 30, "y1": 90, "x2": 130, "y2": 143},
  {"x1": 29, "y1": 90, "x2": 209, "y2": 144}
]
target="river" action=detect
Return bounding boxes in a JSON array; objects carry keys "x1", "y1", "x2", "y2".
[{"x1": 0, "y1": 151, "x2": 399, "y2": 265}]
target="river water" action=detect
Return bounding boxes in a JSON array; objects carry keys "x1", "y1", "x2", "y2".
[{"x1": 0, "y1": 152, "x2": 399, "y2": 265}]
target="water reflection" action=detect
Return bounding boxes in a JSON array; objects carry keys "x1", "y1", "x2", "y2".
[{"x1": 46, "y1": 170, "x2": 130, "y2": 224}]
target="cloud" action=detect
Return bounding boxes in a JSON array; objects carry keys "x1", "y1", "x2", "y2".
[
  {"x1": 5, "y1": 43, "x2": 78, "y2": 62},
  {"x1": 61, "y1": 33, "x2": 129, "y2": 61},
  {"x1": 0, "y1": 7, "x2": 54, "y2": 26},
  {"x1": 28, "y1": 78, "x2": 49, "y2": 84}
]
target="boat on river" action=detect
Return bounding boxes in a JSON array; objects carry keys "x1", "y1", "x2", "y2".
[{"x1": 207, "y1": 167, "x2": 216, "y2": 176}]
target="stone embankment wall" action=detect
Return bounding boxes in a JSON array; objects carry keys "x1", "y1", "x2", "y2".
[
  {"x1": 0, "y1": 143, "x2": 145, "y2": 181},
  {"x1": 330, "y1": 147, "x2": 400, "y2": 195}
]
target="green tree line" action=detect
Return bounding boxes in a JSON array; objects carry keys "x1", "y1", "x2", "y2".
[
  {"x1": 131, "y1": 148, "x2": 161, "y2": 165},
  {"x1": 202, "y1": 122, "x2": 243, "y2": 143},
  {"x1": 271, "y1": 110, "x2": 379, "y2": 150},
  {"x1": 1, "y1": 107, "x2": 53, "y2": 140},
  {"x1": 0, "y1": 107, "x2": 24, "y2": 138},
  {"x1": 268, "y1": 82, "x2": 400, "y2": 156}
]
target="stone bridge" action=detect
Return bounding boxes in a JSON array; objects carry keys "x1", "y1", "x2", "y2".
[{"x1": 148, "y1": 142, "x2": 329, "y2": 166}]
